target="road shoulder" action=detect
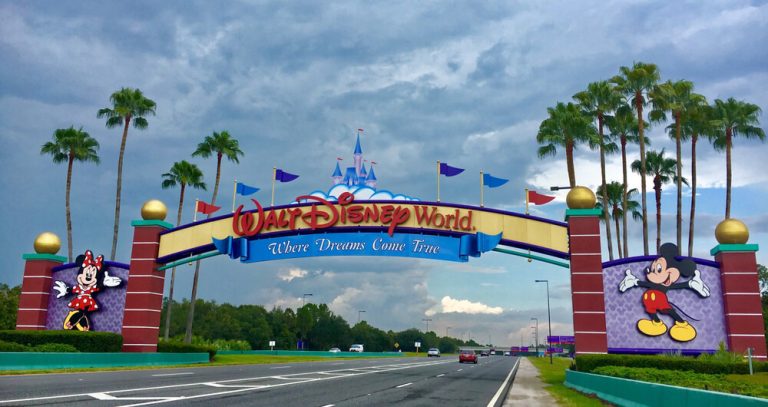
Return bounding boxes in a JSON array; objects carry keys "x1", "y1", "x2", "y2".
[{"x1": 503, "y1": 357, "x2": 558, "y2": 406}]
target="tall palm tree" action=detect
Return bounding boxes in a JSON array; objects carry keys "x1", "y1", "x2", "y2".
[
  {"x1": 611, "y1": 62, "x2": 661, "y2": 255},
  {"x1": 97, "y1": 88, "x2": 157, "y2": 261},
  {"x1": 574, "y1": 81, "x2": 622, "y2": 261},
  {"x1": 709, "y1": 98, "x2": 765, "y2": 219},
  {"x1": 184, "y1": 131, "x2": 244, "y2": 343},
  {"x1": 536, "y1": 102, "x2": 598, "y2": 187},
  {"x1": 40, "y1": 126, "x2": 100, "y2": 262},
  {"x1": 161, "y1": 160, "x2": 206, "y2": 340},
  {"x1": 632, "y1": 149, "x2": 686, "y2": 253},
  {"x1": 595, "y1": 182, "x2": 642, "y2": 258},
  {"x1": 605, "y1": 105, "x2": 648, "y2": 257},
  {"x1": 649, "y1": 80, "x2": 705, "y2": 253}
]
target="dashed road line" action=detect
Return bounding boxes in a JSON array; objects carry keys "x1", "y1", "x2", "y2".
[
  {"x1": 396, "y1": 382, "x2": 413, "y2": 388},
  {"x1": 151, "y1": 372, "x2": 194, "y2": 377}
]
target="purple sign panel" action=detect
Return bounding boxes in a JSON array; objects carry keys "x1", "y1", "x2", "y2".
[
  {"x1": 602, "y1": 248, "x2": 726, "y2": 354},
  {"x1": 45, "y1": 261, "x2": 129, "y2": 334}
]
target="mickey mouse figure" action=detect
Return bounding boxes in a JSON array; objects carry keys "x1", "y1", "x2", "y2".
[
  {"x1": 53, "y1": 250, "x2": 121, "y2": 331},
  {"x1": 619, "y1": 243, "x2": 710, "y2": 342}
]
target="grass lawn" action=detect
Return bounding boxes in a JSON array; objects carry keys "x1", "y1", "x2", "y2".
[{"x1": 527, "y1": 357, "x2": 608, "y2": 406}]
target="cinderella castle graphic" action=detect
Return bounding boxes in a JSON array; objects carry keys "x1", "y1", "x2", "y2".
[{"x1": 331, "y1": 132, "x2": 378, "y2": 189}]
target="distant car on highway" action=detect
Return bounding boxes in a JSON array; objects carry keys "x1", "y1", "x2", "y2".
[
  {"x1": 480, "y1": 350, "x2": 489, "y2": 356},
  {"x1": 328, "y1": 347, "x2": 341, "y2": 353},
  {"x1": 427, "y1": 348, "x2": 441, "y2": 357},
  {"x1": 349, "y1": 344, "x2": 364, "y2": 352},
  {"x1": 459, "y1": 350, "x2": 477, "y2": 364},
  {"x1": 504, "y1": 351, "x2": 511, "y2": 356}
]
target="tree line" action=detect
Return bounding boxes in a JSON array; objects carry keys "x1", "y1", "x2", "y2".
[{"x1": 537, "y1": 62, "x2": 765, "y2": 258}]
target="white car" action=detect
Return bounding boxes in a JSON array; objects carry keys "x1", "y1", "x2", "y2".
[
  {"x1": 349, "y1": 344, "x2": 364, "y2": 352},
  {"x1": 427, "y1": 348, "x2": 441, "y2": 357},
  {"x1": 329, "y1": 347, "x2": 341, "y2": 353}
]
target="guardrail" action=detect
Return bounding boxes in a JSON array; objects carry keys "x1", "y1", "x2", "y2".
[
  {"x1": 218, "y1": 350, "x2": 404, "y2": 357},
  {"x1": 0, "y1": 352, "x2": 209, "y2": 371},
  {"x1": 565, "y1": 370, "x2": 766, "y2": 406}
]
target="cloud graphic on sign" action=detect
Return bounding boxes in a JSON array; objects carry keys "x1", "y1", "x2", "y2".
[
  {"x1": 295, "y1": 184, "x2": 420, "y2": 203},
  {"x1": 425, "y1": 296, "x2": 504, "y2": 316}
]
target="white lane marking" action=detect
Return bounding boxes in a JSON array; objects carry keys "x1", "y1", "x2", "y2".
[
  {"x1": 486, "y1": 358, "x2": 520, "y2": 407},
  {"x1": 436, "y1": 374, "x2": 445, "y2": 377},
  {"x1": 457, "y1": 368, "x2": 463, "y2": 371},
  {"x1": 88, "y1": 393, "x2": 180, "y2": 402},
  {"x1": 151, "y1": 372, "x2": 194, "y2": 377},
  {"x1": 0, "y1": 359, "x2": 455, "y2": 405},
  {"x1": 270, "y1": 366, "x2": 292, "y2": 369},
  {"x1": 320, "y1": 405, "x2": 335, "y2": 407},
  {"x1": 203, "y1": 383, "x2": 265, "y2": 389},
  {"x1": 331, "y1": 362, "x2": 345, "y2": 365},
  {"x1": 396, "y1": 382, "x2": 413, "y2": 388}
]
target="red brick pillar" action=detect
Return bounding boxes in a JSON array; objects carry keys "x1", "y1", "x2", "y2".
[
  {"x1": 121, "y1": 204, "x2": 172, "y2": 352},
  {"x1": 16, "y1": 252, "x2": 66, "y2": 330},
  {"x1": 711, "y1": 220, "x2": 765, "y2": 360},
  {"x1": 566, "y1": 187, "x2": 608, "y2": 355}
]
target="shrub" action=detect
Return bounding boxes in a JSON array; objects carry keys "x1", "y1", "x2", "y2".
[
  {"x1": 31, "y1": 343, "x2": 80, "y2": 352},
  {"x1": 575, "y1": 353, "x2": 767, "y2": 375},
  {"x1": 0, "y1": 330, "x2": 122, "y2": 352},
  {"x1": 0, "y1": 339, "x2": 30, "y2": 352},
  {"x1": 179, "y1": 336, "x2": 251, "y2": 351},
  {"x1": 157, "y1": 340, "x2": 216, "y2": 361}
]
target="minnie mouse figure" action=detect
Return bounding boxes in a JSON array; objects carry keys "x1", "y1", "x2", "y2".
[
  {"x1": 53, "y1": 250, "x2": 121, "y2": 331},
  {"x1": 619, "y1": 243, "x2": 710, "y2": 342}
]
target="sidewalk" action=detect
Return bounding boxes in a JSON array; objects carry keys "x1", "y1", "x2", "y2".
[{"x1": 503, "y1": 357, "x2": 557, "y2": 406}]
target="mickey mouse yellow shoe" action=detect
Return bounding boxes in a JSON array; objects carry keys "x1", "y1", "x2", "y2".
[
  {"x1": 669, "y1": 321, "x2": 697, "y2": 342},
  {"x1": 637, "y1": 319, "x2": 667, "y2": 336}
]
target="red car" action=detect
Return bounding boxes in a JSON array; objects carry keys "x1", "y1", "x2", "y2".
[{"x1": 459, "y1": 350, "x2": 477, "y2": 364}]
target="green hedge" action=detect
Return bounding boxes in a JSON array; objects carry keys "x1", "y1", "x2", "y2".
[
  {"x1": 0, "y1": 330, "x2": 122, "y2": 352},
  {"x1": 31, "y1": 343, "x2": 80, "y2": 352},
  {"x1": 157, "y1": 340, "x2": 216, "y2": 361},
  {"x1": 575, "y1": 354, "x2": 767, "y2": 375},
  {"x1": 592, "y1": 366, "x2": 768, "y2": 399},
  {"x1": 0, "y1": 339, "x2": 30, "y2": 352}
]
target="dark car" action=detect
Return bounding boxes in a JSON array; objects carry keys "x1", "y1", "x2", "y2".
[
  {"x1": 480, "y1": 350, "x2": 489, "y2": 356},
  {"x1": 459, "y1": 350, "x2": 477, "y2": 364}
]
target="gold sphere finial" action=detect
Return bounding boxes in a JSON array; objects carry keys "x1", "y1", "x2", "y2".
[
  {"x1": 141, "y1": 199, "x2": 167, "y2": 221},
  {"x1": 566, "y1": 186, "x2": 596, "y2": 209},
  {"x1": 715, "y1": 218, "x2": 749, "y2": 244},
  {"x1": 34, "y1": 232, "x2": 61, "y2": 254}
]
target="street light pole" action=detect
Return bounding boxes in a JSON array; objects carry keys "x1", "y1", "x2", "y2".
[
  {"x1": 446, "y1": 326, "x2": 452, "y2": 337},
  {"x1": 531, "y1": 317, "x2": 539, "y2": 354},
  {"x1": 302, "y1": 293, "x2": 313, "y2": 307},
  {"x1": 536, "y1": 279, "x2": 553, "y2": 364},
  {"x1": 422, "y1": 318, "x2": 432, "y2": 333},
  {"x1": 357, "y1": 310, "x2": 366, "y2": 323}
]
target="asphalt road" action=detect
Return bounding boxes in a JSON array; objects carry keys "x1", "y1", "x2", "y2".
[{"x1": 0, "y1": 355, "x2": 519, "y2": 406}]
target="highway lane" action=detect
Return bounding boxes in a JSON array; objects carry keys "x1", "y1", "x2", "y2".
[{"x1": 0, "y1": 355, "x2": 518, "y2": 406}]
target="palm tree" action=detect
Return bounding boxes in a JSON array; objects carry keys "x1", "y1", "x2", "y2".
[
  {"x1": 574, "y1": 81, "x2": 622, "y2": 260},
  {"x1": 649, "y1": 80, "x2": 705, "y2": 253},
  {"x1": 632, "y1": 150, "x2": 686, "y2": 253},
  {"x1": 709, "y1": 98, "x2": 765, "y2": 219},
  {"x1": 536, "y1": 102, "x2": 598, "y2": 187},
  {"x1": 611, "y1": 62, "x2": 661, "y2": 255},
  {"x1": 40, "y1": 127, "x2": 100, "y2": 262},
  {"x1": 595, "y1": 182, "x2": 642, "y2": 258},
  {"x1": 184, "y1": 131, "x2": 244, "y2": 343},
  {"x1": 161, "y1": 160, "x2": 206, "y2": 340},
  {"x1": 605, "y1": 104, "x2": 648, "y2": 257},
  {"x1": 98, "y1": 88, "x2": 157, "y2": 261}
]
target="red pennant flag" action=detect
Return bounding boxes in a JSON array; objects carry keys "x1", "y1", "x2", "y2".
[
  {"x1": 196, "y1": 200, "x2": 221, "y2": 215},
  {"x1": 337, "y1": 157, "x2": 343, "y2": 161},
  {"x1": 527, "y1": 190, "x2": 555, "y2": 205}
]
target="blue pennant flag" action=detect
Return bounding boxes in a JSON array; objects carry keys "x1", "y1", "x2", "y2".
[
  {"x1": 439, "y1": 162, "x2": 465, "y2": 177},
  {"x1": 459, "y1": 232, "x2": 503, "y2": 259},
  {"x1": 482, "y1": 173, "x2": 508, "y2": 188},
  {"x1": 236, "y1": 182, "x2": 260, "y2": 196},
  {"x1": 275, "y1": 169, "x2": 299, "y2": 183}
]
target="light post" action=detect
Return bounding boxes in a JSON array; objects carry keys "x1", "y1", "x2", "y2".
[
  {"x1": 531, "y1": 317, "x2": 539, "y2": 355},
  {"x1": 302, "y1": 293, "x2": 313, "y2": 307},
  {"x1": 422, "y1": 318, "x2": 432, "y2": 333},
  {"x1": 357, "y1": 310, "x2": 366, "y2": 323},
  {"x1": 445, "y1": 326, "x2": 452, "y2": 337},
  {"x1": 535, "y1": 279, "x2": 553, "y2": 364},
  {"x1": 549, "y1": 186, "x2": 573, "y2": 191}
]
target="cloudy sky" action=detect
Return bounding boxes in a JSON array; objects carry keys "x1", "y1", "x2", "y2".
[{"x1": 1, "y1": 1, "x2": 767, "y2": 347}]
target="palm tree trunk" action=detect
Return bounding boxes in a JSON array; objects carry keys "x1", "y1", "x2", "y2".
[
  {"x1": 654, "y1": 178, "x2": 662, "y2": 253},
  {"x1": 65, "y1": 153, "x2": 74, "y2": 262},
  {"x1": 598, "y1": 115, "x2": 614, "y2": 260},
  {"x1": 613, "y1": 206, "x2": 623, "y2": 258},
  {"x1": 675, "y1": 113, "x2": 682, "y2": 254},
  {"x1": 636, "y1": 94, "x2": 649, "y2": 255},
  {"x1": 725, "y1": 128, "x2": 732, "y2": 219},
  {"x1": 566, "y1": 141, "x2": 576, "y2": 188},
  {"x1": 184, "y1": 154, "x2": 223, "y2": 344},
  {"x1": 621, "y1": 135, "x2": 629, "y2": 258},
  {"x1": 688, "y1": 135, "x2": 698, "y2": 257},
  {"x1": 110, "y1": 117, "x2": 131, "y2": 260},
  {"x1": 164, "y1": 184, "x2": 186, "y2": 341}
]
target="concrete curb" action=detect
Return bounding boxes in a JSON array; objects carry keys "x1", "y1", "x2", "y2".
[{"x1": 488, "y1": 357, "x2": 521, "y2": 407}]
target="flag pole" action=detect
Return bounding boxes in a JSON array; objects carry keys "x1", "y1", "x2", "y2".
[
  {"x1": 232, "y1": 179, "x2": 237, "y2": 213},
  {"x1": 271, "y1": 167, "x2": 277, "y2": 207},
  {"x1": 194, "y1": 198, "x2": 199, "y2": 222},
  {"x1": 437, "y1": 161, "x2": 441, "y2": 202},
  {"x1": 525, "y1": 188, "x2": 529, "y2": 215},
  {"x1": 480, "y1": 171, "x2": 484, "y2": 208}
]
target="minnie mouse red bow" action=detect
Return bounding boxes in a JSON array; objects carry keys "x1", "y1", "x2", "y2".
[{"x1": 81, "y1": 250, "x2": 103, "y2": 270}]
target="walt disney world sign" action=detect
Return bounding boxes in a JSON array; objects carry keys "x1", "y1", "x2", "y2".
[{"x1": 156, "y1": 192, "x2": 570, "y2": 265}]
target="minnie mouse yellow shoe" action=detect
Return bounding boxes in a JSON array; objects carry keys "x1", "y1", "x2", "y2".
[
  {"x1": 669, "y1": 321, "x2": 696, "y2": 342},
  {"x1": 637, "y1": 319, "x2": 667, "y2": 336}
]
